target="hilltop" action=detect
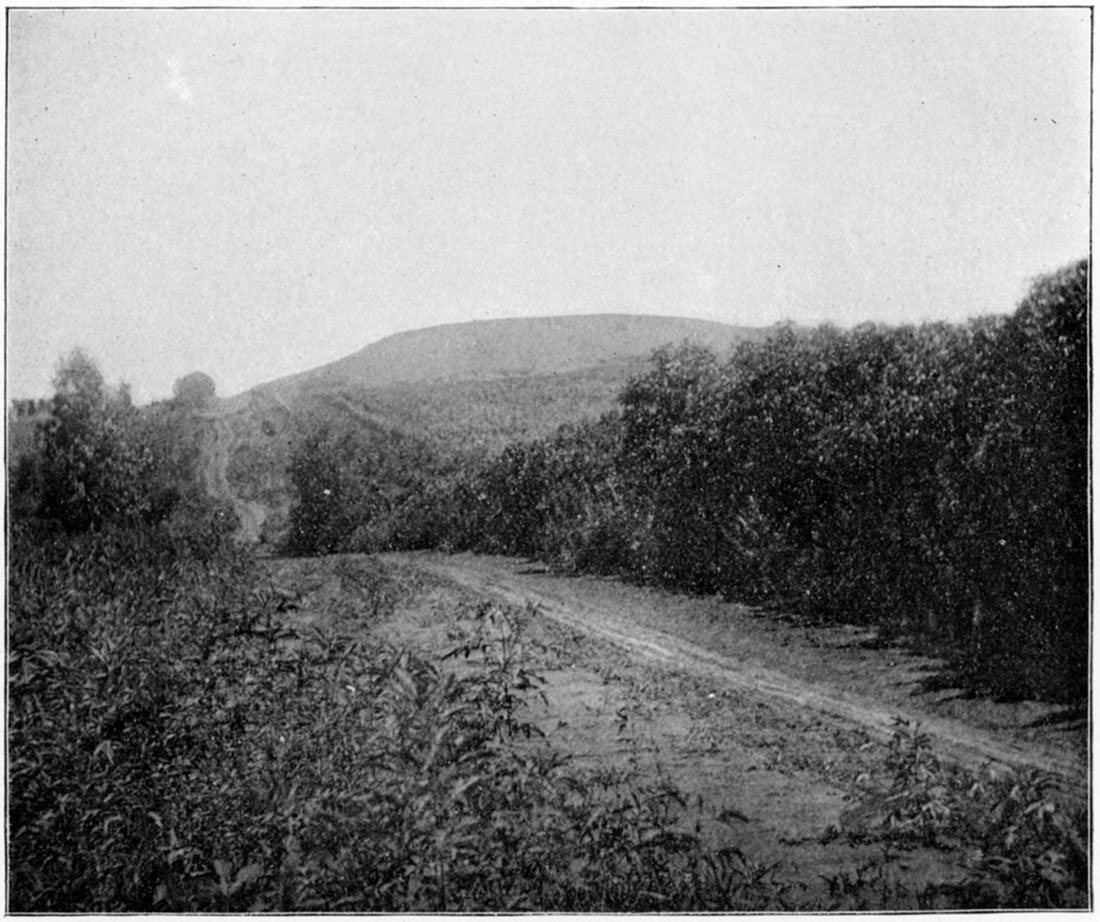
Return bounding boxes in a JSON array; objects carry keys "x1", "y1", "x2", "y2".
[{"x1": 256, "y1": 314, "x2": 766, "y2": 396}]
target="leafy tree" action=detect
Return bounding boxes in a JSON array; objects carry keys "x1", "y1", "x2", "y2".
[
  {"x1": 415, "y1": 259, "x2": 1087, "y2": 702},
  {"x1": 284, "y1": 426, "x2": 349, "y2": 555},
  {"x1": 37, "y1": 349, "x2": 153, "y2": 532},
  {"x1": 132, "y1": 399, "x2": 209, "y2": 522},
  {"x1": 172, "y1": 371, "x2": 217, "y2": 410},
  {"x1": 284, "y1": 420, "x2": 439, "y2": 556},
  {"x1": 953, "y1": 258, "x2": 1089, "y2": 696}
]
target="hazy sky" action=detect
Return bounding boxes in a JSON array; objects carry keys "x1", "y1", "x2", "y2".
[{"x1": 7, "y1": 8, "x2": 1091, "y2": 402}]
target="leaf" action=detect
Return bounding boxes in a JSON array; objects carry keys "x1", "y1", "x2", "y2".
[
  {"x1": 232, "y1": 863, "x2": 263, "y2": 893},
  {"x1": 212, "y1": 858, "x2": 231, "y2": 885},
  {"x1": 93, "y1": 739, "x2": 115, "y2": 765}
]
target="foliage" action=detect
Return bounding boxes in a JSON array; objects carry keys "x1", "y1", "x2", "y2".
[
  {"x1": 439, "y1": 417, "x2": 629, "y2": 568},
  {"x1": 16, "y1": 350, "x2": 213, "y2": 533},
  {"x1": 8, "y1": 507, "x2": 254, "y2": 910},
  {"x1": 280, "y1": 258, "x2": 1086, "y2": 700},
  {"x1": 172, "y1": 371, "x2": 217, "y2": 410},
  {"x1": 133, "y1": 396, "x2": 211, "y2": 519},
  {"x1": 9, "y1": 510, "x2": 798, "y2": 912},
  {"x1": 282, "y1": 420, "x2": 437, "y2": 556},
  {"x1": 35, "y1": 349, "x2": 156, "y2": 531},
  {"x1": 14, "y1": 499, "x2": 1080, "y2": 910},
  {"x1": 835, "y1": 721, "x2": 1088, "y2": 909}
]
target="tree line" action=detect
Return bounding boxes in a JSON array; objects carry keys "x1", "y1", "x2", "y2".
[{"x1": 10, "y1": 354, "x2": 224, "y2": 533}]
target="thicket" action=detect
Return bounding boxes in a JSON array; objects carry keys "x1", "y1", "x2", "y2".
[
  {"x1": 382, "y1": 258, "x2": 1088, "y2": 702},
  {"x1": 283, "y1": 419, "x2": 439, "y2": 555}
]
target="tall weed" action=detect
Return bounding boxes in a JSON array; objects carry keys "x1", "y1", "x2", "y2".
[{"x1": 833, "y1": 720, "x2": 1088, "y2": 909}]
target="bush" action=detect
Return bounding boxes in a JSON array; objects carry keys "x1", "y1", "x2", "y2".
[
  {"x1": 283, "y1": 422, "x2": 439, "y2": 556},
  {"x1": 835, "y1": 721, "x2": 1088, "y2": 909},
  {"x1": 8, "y1": 507, "x2": 257, "y2": 910},
  {"x1": 36, "y1": 349, "x2": 156, "y2": 531}
]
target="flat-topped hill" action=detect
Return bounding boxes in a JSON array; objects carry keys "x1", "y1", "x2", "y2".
[{"x1": 261, "y1": 314, "x2": 767, "y2": 396}]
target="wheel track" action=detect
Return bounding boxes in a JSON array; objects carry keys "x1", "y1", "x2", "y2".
[
  {"x1": 385, "y1": 552, "x2": 1088, "y2": 802},
  {"x1": 197, "y1": 410, "x2": 265, "y2": 542}
]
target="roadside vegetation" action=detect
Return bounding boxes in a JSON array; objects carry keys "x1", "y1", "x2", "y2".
[{"x1": 287, "y1": 258, "x2": 1088, "y2": 705}]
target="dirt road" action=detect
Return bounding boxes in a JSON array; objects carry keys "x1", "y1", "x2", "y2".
[
  {"x1": 263, "y1": 550, "x2": 1087, "y2": 904},
  {"x1": 382, "y1": 550, "x2": 1087, "y2": 800},
  {"x1": 198, "y1": 411, "x2": 266, "y2": 542}
]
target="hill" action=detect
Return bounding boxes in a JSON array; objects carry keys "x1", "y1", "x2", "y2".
[
  {"x1": 258, "y1": 314, "x2": 765, "y2": 396},
  {"x1": 212, "y1": 314, "x2": 772, "y2": 541}
]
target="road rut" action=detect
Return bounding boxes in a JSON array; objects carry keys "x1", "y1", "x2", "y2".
[{"x1": 383, "y1": 551, "x2": 1087, "y2": 801}]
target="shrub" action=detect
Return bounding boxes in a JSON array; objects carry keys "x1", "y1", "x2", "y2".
[
  {"x1": 836, "y1": 721, "x2": 1088, "y2": 909},
  {"x1": 36, "y1": 349, "x2": 156, "y2": 531},
  {"x1": 283, "y1": 421, "x2": 439, "y2": 556},
  {"x1": 7, "y1": 507, "x2": 257, "y2": 910}
]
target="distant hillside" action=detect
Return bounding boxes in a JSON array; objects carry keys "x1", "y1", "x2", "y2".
[
  {"x1": 215, "y1": 314, "x2": 773, "y2": 542},
  {"x1": 262, "y1": 314, "x2": 766, "y2": 396}
]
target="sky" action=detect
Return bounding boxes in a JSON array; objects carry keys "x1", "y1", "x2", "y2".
[{"x1": 6, "y1": 8, "x2": 1091, "y2": 403}]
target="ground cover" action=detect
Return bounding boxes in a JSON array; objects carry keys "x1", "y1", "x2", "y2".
[
  {"x1": 268, "y1": 551, "x2": 1090, "y2": 909},
  {"x1": 10, "y1": 526, "x2": 1086, "y2": 911}
]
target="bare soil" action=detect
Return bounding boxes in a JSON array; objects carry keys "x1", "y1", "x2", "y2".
[
  {"x1": 263, "y1": 549, "x2": 1089, "y2": 905},
  {"x1": 198, "y1": 411, "x2": 268, "y2": 541}
]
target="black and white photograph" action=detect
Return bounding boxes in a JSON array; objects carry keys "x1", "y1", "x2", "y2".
[{"x1": 6, "y1": 6, "x2": 1091, "y2": 912}]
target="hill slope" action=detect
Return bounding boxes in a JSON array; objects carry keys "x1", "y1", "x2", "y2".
[
  {"x1": 214, "y1": 314, "x2": 771, "y2": 541},
  {"x1": 262, "y1": 314, "x2": 765, "y2": 395}
]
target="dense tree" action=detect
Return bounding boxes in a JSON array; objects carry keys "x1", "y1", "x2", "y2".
[
  {"x1": 398, "y1": 259, "x2": 1088, "y2": 701},
  {"x1": 172, "y1": 371, "x2": 217, "y2": 410},
  {"x1": 37, "y1": 349, "x2": 154, "y2": 531},
  {"x1": 283, "y1": 421, "x2": 439, "y2": 556}
]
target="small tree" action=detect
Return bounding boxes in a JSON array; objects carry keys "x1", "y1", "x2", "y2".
[
  {"x1": 38, "y1": 349, "x2": 153, "y2": 531},
  {"x1": 172, "y1": 371, "x2": 217, "y2": 410},
  {"x1": 284, "y1": 426, "x2": 349, "y2": 555}
]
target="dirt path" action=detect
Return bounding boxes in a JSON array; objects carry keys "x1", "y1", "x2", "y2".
[
  {"x1": 381, "y1": 551, "x2": 1088, "y2": 801},
  {"x1": 263, "y1": 551, "x2": 1087, "y2": 905},
  {"x1": 198, "y1": 411, "x2": 266, "y2": 542}
]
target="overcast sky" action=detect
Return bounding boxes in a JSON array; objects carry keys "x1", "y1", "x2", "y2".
[{"x1": 7, "y1": 8, "x2": 1091, "y2": 403}]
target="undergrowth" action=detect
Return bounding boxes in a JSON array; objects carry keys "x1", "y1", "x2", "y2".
[
  {"x1": 828, "y1": 719, "x2": 1089, "y2": 909},
  {"x1": 9, "y1": 510, "x2": 1088, "y2": 911},
  {"x1": 8, "y1": 519, "x2": 796, "y2": 911}
]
